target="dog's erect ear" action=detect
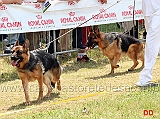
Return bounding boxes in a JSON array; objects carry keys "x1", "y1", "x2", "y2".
[
  {"x1": 93, "y1": 25, "x2": 99, "y2": 34},
  {"x1": 15, "y1": 40, "x2": 19, "y2": 46},
  {"x1": 93, "y1": 25, "x2": 101, "y2": 38},
  {"x1": 89, "y1": 26, "x2": 94, "y2": 32},
  {"x1": 23, "y1": 39, "x2": 30, "y2": 51}
]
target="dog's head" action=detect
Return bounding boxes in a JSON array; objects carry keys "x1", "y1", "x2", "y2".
[
  {"x1": 86, "y1": 25, "x2": 101, "y2": 49},
  {"x1": 11, "y1": 39, "x2": 30, "y2": 68}
]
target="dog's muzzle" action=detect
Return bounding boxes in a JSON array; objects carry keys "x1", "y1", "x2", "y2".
[{"x1": 11, "y1": 55, "x2": 22, "y2": 66}]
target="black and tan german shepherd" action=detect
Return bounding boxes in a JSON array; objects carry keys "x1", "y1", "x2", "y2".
[
  {"x1": 11, "y1": 39, "x2": 62, "y2": 105},
  {"x1": 86, "y1": 26, "x2": 144, "y2": 74}
]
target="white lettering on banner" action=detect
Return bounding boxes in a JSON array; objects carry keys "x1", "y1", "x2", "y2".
[{"x1": 0, "y1": 0, "x2": 143, "y2": 34}]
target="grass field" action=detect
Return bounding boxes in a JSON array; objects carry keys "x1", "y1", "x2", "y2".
[{"x1": 0, "y1": 48, "x2": 160, "y2": 119}]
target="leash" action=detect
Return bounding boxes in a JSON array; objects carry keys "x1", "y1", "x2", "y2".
[
  {"x1": 37, "y1": 0, "x2": 123, "y2": 51},
  {"x1": 132, "y1": 0, "x2": 136, "y2": 36}
]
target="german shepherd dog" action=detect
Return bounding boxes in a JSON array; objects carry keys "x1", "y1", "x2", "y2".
[
  {"x1": 86, "y1": 26, "x2": 144, "y2": 74},
  {"x1": 11, "y1": 39, "x2": 62, "y2": 105}
]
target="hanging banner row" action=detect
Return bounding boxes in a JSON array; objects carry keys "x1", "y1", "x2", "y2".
[{"x1": 0, "y1": 0, "x2": 143, "y2": 34}]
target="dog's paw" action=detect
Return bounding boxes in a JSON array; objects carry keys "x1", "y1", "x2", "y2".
[
  {"x1": 44, "y1": 94, "x2": 51, "y2": 98},
  {"x1": 25, "y1": 101, "x2": 30, "y2": 106},
  {"x1": 108, "y1": 72, "x2": 114, "y2": 75},
  {"x1": 57, "y1": 85, "x2": 61, "y2": 91},
  {"x1": 128, "y1": 69, "x2": 133, "y2": 71},
  {"x1": 37, "y1": 96, "x2": 43, "y2": 100}
]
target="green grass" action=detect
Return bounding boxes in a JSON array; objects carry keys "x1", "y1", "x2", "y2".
[
  {"x1": 17, "y1": 91, "x2": 160, "y2": 119},
  {"x1": 0, "y1": 48, "x2": 160, "y2": 119}
]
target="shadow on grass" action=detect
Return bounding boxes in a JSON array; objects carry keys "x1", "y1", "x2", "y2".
[
  {"x1": 7, "y1": 92, "x2": 60, "y2": 111},
  {"x1": 86, "y1": 67, "x2": 143, "y2": 80},
  {"x1": 62, "y1": 58, "x2": 110, "y2": 73}
]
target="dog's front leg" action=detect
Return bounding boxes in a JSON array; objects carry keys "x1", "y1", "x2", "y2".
[
  {"x1": 22, "y1": 79, "x2": 30, "y2": 105},
  {"x1": 37, "y1": 75, "x2": 43, "y2": 100},
  {"x1": 108, "y1": 54, "x2": 120, "y2": 74},
  {"x1": 57, "y1": 80, "x2": 61, "y2": 91}
]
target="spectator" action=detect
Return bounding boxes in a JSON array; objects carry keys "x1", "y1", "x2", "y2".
[
  {"x1": 98, "y1": 0, "x2": 107, "y2": 4},
  {"x1": 122, "y1": 20, "x2": 139, "y2": 39},
  {"x1": 1, "y1": 0, "x2": 23, "y2": 4},
  {"x1": 0, "y1": 34, "x2": 8, "y2": 41},
  {"x1": 143, "y1": 30, "x2": 147, "y2": 39},
  {"x1": 48, "y1": 30, "x2": 60, "y2": 53},
  {"x1": 4, "y1": 33, "x2": 25, "y2": 53},
  {"x1": 47, "y1": 29, "x2": 71, "y2": 54},
  {"x1": 0, "y1": 0, "x2": 3, "y2": 6},
  {"x1": 72, "y1": 27, "x2": 86, "y2": 49},
  {"x1": 1, "y1": 0, "x2": 46, "y2": 54},
  {"x1": 72, "y1": 26, "x2": 90, "y2": 62},
  {"x1": 139, "y1": 19, "x2": 147, "y2": 40}
]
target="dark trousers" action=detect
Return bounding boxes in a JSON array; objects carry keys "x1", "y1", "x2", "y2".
[
  {"x1": 48, "y1": 30, "x2": 60, "y2": 53},
  {"x1": 0, "y1": 34, "x2": 8, "y2": 41},
  {"x1": 72, "y1": 27, "x2": 82, "y2": 48}
]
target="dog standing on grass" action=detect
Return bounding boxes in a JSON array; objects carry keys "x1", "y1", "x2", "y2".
[
  {"x1": 86, "y1": 26, "x2": 144, "y2": 74},
  {"x1": 11, "y1": 39, "x2": 62, "y2": 105}
]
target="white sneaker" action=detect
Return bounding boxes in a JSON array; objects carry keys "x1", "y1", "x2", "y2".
[
  {"x1": 135, "y1": 82, "x2": 144, "y2": 86},
  {"x1": 135, "y1": 81, "x2": 158, "y2": 87}
]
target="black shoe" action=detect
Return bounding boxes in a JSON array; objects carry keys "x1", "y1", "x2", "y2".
[
  {"x1": 82, "y1": 55, "x2": 90, "y2": 62},
  {"x1": 77, "y1": 57, "x2": 81, "y2": 61}
]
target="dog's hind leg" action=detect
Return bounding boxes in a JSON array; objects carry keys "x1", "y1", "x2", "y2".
[
  {"x1": 43, "y1": 75, "x2": 53, "y2": 98},
  {"x1": 127, "y1": 45, "x2": 139, "y2": 71},
  {"x1": 137, "y1": 48, "x2": 144, "y2": 68},
  {"x1": 128, "y1": 59, "x2": 139, "y2": 71},
  {"x1": 37, "y1": 74, "x2": 44, "y2": 100},
  {"x1": 52, "y1": 67, "x2": 62, "y2": 91}
]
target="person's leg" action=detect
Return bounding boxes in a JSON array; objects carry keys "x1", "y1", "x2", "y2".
[
  {"x1": 60, "y1": 29, "x2": 70, "y2": 51},
  {"x1": 129, "y1": 20, "x2": 139, "y2": 38},
  {"x1": 48, "y1": 30, "x2": 59, "y2": 53},
  {"x1": 18, "y1": 33, "x2": 25, "y2": 46},
  {"x1": 137, "y1": 15, "x2": 160, "y2": 86},
  {"x1": 72, "y1": 27, "x2": 86, "y2": 49},
  {"x1": 0, "y1": 34, "x2": 8, "y2": 41},
  {"x1": 4, "y1": 33, "x2": 20, "y2": 53},
  {"x1": 6, "y1": 33, "x2": 20, "y2": 46}
]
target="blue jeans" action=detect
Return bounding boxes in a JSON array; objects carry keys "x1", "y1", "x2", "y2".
[{"x1": 6, "y1": 33, "x2": 24, "y2": 46}]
